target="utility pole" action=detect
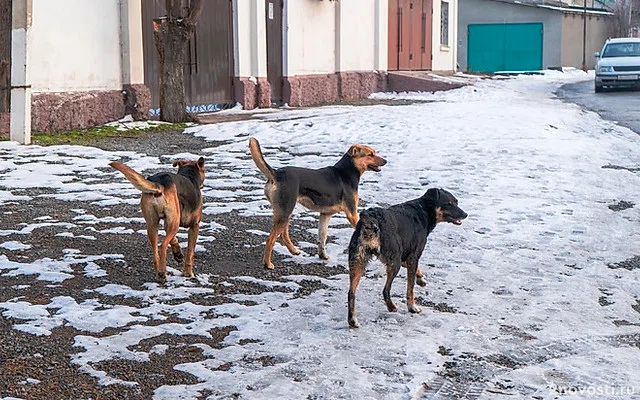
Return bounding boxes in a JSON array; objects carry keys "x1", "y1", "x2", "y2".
[
  {"x1": 629, "y1": 0, "x2": 633, "y2": 36},
  {"x1": 582, "y1": 0, "x2": 587, "y2": 71}
]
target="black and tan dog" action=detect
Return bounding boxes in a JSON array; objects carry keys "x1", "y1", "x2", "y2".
[
  {"x1": 249, "y1": 137, "x2": 387, "y2": 269},
  {"x1": 347, "y1": 188, "x2": 467, "y2": 328},
  {"x1": 109, "y1": 158, "x2": 205, "y2": 282}
]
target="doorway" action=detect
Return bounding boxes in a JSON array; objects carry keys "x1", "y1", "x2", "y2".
[
  {"x1": 0, "y1": 0, "x2": 11, "y2": 115},
  {"x1": 388, "y1": 0, "x2": 433, "y2": 70},
  {"x1": 266, "y1": 0, "x2": 284, "y2": 105}
]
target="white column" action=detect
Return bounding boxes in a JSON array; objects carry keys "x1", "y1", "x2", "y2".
[
  {"x1": 120, "y1": 0, "x2": 145, "y2": 85},
  {"x1": 282, "y1": 0, "x2": 288, "y2": 77},
  {"x1": 334, "y1": 0, "x2": 342, "y2": 73},
  {"x1": 235, "y1": 0, "x2": 268, "y2": 78},
  {"x1": 10, "y1": 0, "x2": 32, "y2": 145},
  {"x1": 374, "y1": 0, "x2": 388, "y2": 71},
  {"x1": 451, "y1": 0, "x2": 458, "y2": 72},
  {"x1": 254, "y1": 0, "x2": 267, "y2": 78}
]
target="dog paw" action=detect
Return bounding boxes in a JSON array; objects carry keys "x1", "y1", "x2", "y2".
[
  {"x1": 264, "y1": 262, "x2": 275, "y2": 270},
  {"x1": 416, "y1": 276, "x2": 427, "y2": 287},
  {"x1": 290, "y1": 247, "x2": 301, "y2": 256},
  {"x1": 173, "y1": 252, "x2": 185, "y2": 263},
  {"x1": 408, "y1": 304, "x2": 422, "y2": 314},
  {"x1": 348, "y1": 318, "x2": 360, "y2": 328},
  {"x1": 386, "y1": 302, "x2": 398, "y2": 312},
  {"x1": 156, "y1": 271, "x2": 167, "y2": 282},
  {"x1": 183, "y1": 270, "x2": 195, "y2": 279},
  {"x1": 318, "y1": 251, "x2": 330, "y2": 260}
]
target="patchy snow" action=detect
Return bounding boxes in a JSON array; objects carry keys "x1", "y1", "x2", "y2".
[
  {"x1": 104, "y1": 114, "x2": 179, "y2": 131},
  {"x1": 0, "y1": 241, "x2": 32, "y2": 251},
  {"x1": 1, "y1": 70, "x2": 640, "y2": 399}
]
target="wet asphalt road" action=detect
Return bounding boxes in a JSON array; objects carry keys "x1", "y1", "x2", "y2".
[{"x1": 557, "y1": 78, "x2": 640, "y2": 135}]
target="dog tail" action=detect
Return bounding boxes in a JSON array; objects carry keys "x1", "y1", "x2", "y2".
[
  {"x1": 109, "y1": 161, "x2": 162, "y2": 195},
  {"x1": 348, "y1": 210, "x2": 381, "y2": 266},
  {"x1": 249, "y1": 137, "x2": 276, "y2": 181}
]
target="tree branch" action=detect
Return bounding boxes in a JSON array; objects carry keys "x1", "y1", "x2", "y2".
[
  {"x1": 185, "y1": 0, "x2": 205, "y2": 26},
  {"x1": 165, "y1": 0, "x2": 182, "y2": 20}
]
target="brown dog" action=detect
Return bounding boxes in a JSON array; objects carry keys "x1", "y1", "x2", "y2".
[
  {"x1": 249, "y1": 137, "x2": 387, "y2": 269},
  {"x1": 347, "y1": 188, "x2": 467, "y2": 328},
  {"x1": 109, "y1": 158, "x2": 205, "y2": 282}
]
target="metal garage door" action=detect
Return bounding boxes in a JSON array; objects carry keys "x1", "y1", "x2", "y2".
[
  {"x1": 468, "y1": 23, "x2": 543, "y2": 73},
  {"x1": 142, "y1": 0, "x2": 234, "y2": 114}
]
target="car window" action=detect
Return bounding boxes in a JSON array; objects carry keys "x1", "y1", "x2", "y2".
[{"x1": 602, "y1": 42, "x2": 640, "y2": 57}]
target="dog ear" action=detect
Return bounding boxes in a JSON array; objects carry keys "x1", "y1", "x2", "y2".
[
  {"x1": 173, "y1": 160, "x2": 184, "y2": 168},
  {"x1": 197, "y1": 157, "x2": 205, "y2": 168},
  {"x1": 349, "y1": 145, "x2": 363, "y2": 157},
  {"x1": 424, "y1": 188, "x2": 440, "y2": 203}
]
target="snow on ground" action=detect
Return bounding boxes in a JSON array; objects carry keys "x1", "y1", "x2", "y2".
[{"x1": 1, "y1": 70, "x2": 640, "y2": 399}]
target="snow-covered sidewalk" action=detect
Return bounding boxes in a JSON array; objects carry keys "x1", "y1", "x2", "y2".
[{"x1": 1, "y1": 70, "x2": 640, "y2": 399}]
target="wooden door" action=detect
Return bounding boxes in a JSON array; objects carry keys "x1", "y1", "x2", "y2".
[
  {"x1": 266, "y1": 0, "x2": 283, "y2": 105},
  {"x1": 388, "y1": 0, "x2": 432, "y2": 71},
  {"x1": 0, "y1": 0, "x2": 11, "y2": 114},
  {"x1": 398, "y1": 0, "x2": 412, "y2": 70},
  {"x1": 419, "y1": 0, "x2": 433, "y2": 70}
]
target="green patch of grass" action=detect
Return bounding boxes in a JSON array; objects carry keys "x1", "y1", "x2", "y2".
[{"x1": 31, "y1": 121, "x2": 190, "y2": 146}]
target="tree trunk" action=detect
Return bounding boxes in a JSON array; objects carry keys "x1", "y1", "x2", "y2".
[
  {"x1": 153, "y1": 19, "x2": 191, "y2": 122},
  {"x1": 153, "y1": 0, "x2": 205, "y2": 123}
]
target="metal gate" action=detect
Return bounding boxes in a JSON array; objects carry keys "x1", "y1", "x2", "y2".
[
  {"x1": 0, "y1": 0, "x2": 11, "y2": 114},
  {"x1": 266, "y1": 0, "x2": 283, "y2": 105},
  {"x1": 467, "y1": 23, "x2": 543, "y2": 73},
  {"x1": 388, "y1": 0, "x2": 433, "y2": 70},
  {"x1": 141, "y1": 0, "x2": 234, "y2": 114}
]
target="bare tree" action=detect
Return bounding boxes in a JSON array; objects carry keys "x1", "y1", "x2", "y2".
[
  {"x1": 606, "y1": 0, "x2": 640, "y2": 37},
  {"x1": 153, "y1": 0, "x2": 204, "y2": 123}
]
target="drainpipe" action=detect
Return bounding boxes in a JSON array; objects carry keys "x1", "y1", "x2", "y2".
[
  {"x1": 10, "y1": 0, "x2": 32, "y2": 145},
  {"x1": 581, "y1": 0, "x2": 587, "y2": 72}
]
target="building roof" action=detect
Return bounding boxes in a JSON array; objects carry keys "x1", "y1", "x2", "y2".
[{"x1": 489, "y1": 0, "x2": 614, "y2": 15}]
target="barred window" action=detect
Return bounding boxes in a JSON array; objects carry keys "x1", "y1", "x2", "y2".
[{"x1": 441, "y1": 1, "x2": 449, "y2": 46}]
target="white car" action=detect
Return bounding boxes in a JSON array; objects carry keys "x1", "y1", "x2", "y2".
[{"x1": 594, "y1": 37, "x2": 640, "y2": 93}]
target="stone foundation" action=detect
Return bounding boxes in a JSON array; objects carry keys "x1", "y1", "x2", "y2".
[
  {"x1": 27, "y1": 85, "x2": 150, "y2": 133},
  {"x1": 283, "y1": 71, "x2": 388, "y2": 107},
  {"x1": 235, "y1": 71, "x2": 388, "y2": 110},
  {"x1": 386, "y1": 72, "x2": 466, "y2": 93},
  {"x1": 32, "y1": 90, "x2": 125, "y2": 133},
  {"x1": 234, "y1": 77, "x2": 271, "y2": 110}
]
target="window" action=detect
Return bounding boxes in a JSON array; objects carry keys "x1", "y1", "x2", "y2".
[
  {"x1": 602, "y1": 42, "x2": 640, "y2": 57},
  {"x1": 440, "y1": 1, "x2": 449, "y2": 47}
]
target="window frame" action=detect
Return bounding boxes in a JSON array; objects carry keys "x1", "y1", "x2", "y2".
[{"x1": 440, "y1": 0, "x2": 450, "y2": 47}]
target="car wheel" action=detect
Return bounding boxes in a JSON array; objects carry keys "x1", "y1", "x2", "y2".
[{"x1": 595, "y1": 84, "x2": 604, "y2": 93}]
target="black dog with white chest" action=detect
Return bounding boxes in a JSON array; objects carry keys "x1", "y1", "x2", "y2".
[{"x1": 347, "y1": 188, "x2": 467, "y2": 328}]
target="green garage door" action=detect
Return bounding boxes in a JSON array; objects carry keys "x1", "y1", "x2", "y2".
[{"x1": 468, "y1": 23, "x2": 543, "y2": 73}]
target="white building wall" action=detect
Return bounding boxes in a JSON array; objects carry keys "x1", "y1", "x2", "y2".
[
  {"x1": 338, "y1": 1, "x2": 375, "y2": 71},
  {"x1": 120, "y1": 0, "x2": 145, "y2": 85},
  {"x1": 234, "y1": 0, "x2": 267, "y2": 78},
  {"x1": 286, "y1": 0, "x2": 336, "y2": 75},
  {"x1": 285, "y1": 0, "x2": 386, "y2": 76},
  {"x1": 29, "y1": 0, "x2": 122, "y2": 92},
  {"x1": 432, "y1": 0, "x2": 458, "y2": 71}
]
